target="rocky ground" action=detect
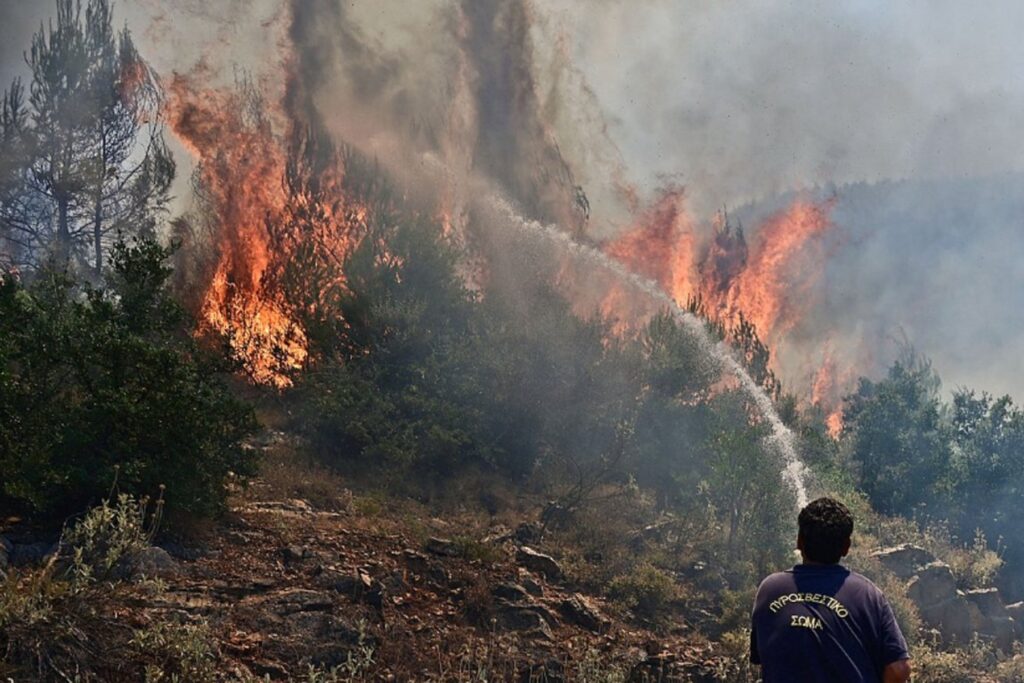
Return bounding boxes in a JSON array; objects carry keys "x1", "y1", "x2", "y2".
[{"x1": 1, "y1": 474, "x2": 734, "y2": 681}]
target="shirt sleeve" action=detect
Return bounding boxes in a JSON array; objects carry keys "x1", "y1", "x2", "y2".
[
  {"x1": 750, "y1": 588, "x2": 761, "y2": 664},
  {"x1": 876, "y1": 592, "x2": 910, "y2": 665}
]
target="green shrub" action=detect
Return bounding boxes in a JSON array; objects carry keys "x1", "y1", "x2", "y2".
[
  {"x1": 62, "y1": 493, "x2": 161, "y2": 584},
  {"x1": 607, "y1": 563, "x2": 680, "y2": 624},
  {"x1": 132, "y1": 620, "x2": 218, "y2": 683},
  {"x1": 0, "y1": 239, "x2": 258, "y2": 520}
]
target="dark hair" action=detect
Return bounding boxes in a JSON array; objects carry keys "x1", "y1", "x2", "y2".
[{"x1": 798, "y1": 497, "x2": 854, "y2": 564}]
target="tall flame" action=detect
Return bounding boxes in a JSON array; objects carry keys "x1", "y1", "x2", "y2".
[
  {"x1": 604, "y1": 191, "x2": 850, "y2": 429},
  {"x1": 166, "y1": 72, "x2": 364, "y2": 387}
]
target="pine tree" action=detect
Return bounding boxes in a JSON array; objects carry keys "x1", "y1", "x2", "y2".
[{"x1": 0, "y1": 0, "x2": 174, "y2": 274}]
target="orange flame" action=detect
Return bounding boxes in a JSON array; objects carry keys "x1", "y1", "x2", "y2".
[
  {"x1": 811, "y1": 339, "x2": 856, "y2": 437},
  {"x1": 604, "y1": 191, "x2": 853, "y2": 428},
  {"x1": 166, "y1": 72, "x2": 364, "y2": 387},
  {"x1": 605, "y1": 186, "x2": 697, "y2": 307},
  {"x1": 714, "y1": 199, "x2": 834, "y2": 346}
]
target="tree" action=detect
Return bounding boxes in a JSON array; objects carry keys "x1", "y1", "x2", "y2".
[
  {"x1": 0, "y1": 0, "x2": 173, "y2": 274},
  {"x1": 842, "y1": 354, "x2": 952, "y2": 517},
  {"x1": 0, "y1": 238, "x2": 257, "y2": 520}
]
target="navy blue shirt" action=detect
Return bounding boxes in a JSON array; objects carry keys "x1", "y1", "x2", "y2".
[{"x1": 751, "y1": 564, "x2": 909, "y2": 683}]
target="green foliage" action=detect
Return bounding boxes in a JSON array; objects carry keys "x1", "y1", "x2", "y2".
[
  {"x1": 607, "y1": 563, "x2": 680, "y2": 624},
  {"x1": 843, "y1": 354, "x2": 951, "y2": 516},
  {"x1": 133, "y1": 620, "x2": 218, "y2": 683},
  {"x1": 842, "y1": 350, "x2": 1024, "y2": 596},
  {"x1": 62, "y1": 493, "x2": 161, "y2": 584},
  {"x1": 0, "y1": 238, "x2": 257, "y2": 520}
]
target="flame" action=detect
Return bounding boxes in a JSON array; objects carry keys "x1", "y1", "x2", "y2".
[
  {"x1": 811, "y1": 339, "x2": 855, "y2": 437},
  {"x1": 166, "y1": 71, "x2": 365, "y2": 387},
  {"x1": 605, "y1": 186, "x2": 697, "y2": 307},
  {"x1": 714, "y1": 199, "x2": 834, "y2": 346},
  {"x1": 603, "y1": 190, "x2": 849, "y2": 426}
]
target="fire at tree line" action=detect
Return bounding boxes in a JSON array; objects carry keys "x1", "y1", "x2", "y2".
[{"x1": 3, "y1": 1, "x2": 1024, "y2": 680}]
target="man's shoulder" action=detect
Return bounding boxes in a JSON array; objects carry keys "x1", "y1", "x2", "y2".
[
  {"x1": 755, "y1": 569, "x2": 797, "y2": 593},
  {"x1": 842, "y1": 569, "x2": 887, "y2": 598}
]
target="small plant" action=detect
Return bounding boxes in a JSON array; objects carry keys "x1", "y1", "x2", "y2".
[
  {"x1": 711, "y1": 628, "x2": 757, "y2": 682},
  {"x1": 132, "y1": 619, "x2": 218, "y2": 683},
  {"x1": 572, "y1": 647, "x2": 628, "y2": 683},
  {"x1": 303, "y1": 621, "x2": 375, "y2": 682},
  {"x1": 61, "y1": 491, "x2": 163, "y2": 584}
]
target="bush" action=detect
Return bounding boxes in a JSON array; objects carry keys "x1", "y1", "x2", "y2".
[
  {"x1": 0, "y1": 239, "x2": 258, "y2": 520},
  {"x1": 607, "y1": 563, "x2": 680, "y2": 624},
  {"x1": 131, "y1": 619, "x2": 218, "y2": 683},
  {"x1": 61, "y1": 493, "x2": 161, "y2": 584}
]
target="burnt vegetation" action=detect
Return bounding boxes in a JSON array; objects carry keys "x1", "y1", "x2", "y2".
[{"x1": 3, "y1": 2, "x2": 1024, "y2": 681}]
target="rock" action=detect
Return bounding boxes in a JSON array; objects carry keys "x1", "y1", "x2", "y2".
[
  {"x1": 983, "y1": 616, "x2": 1018, "y2": 652},
  {"x1": 522, "y1": 575, "x2": 544, "y2": 597},
  {"x1": 907, "y1": 561, "x2": 958, "y2": 606},
  {"x1": 906, "y1": 562, "x2": 976, "y2": 645},
  {"x1": 272, "y1": 589, "x2": 334, "y2": 615},
  {"x1": 114, "y1": 547, "x2": 178, "y2": 580},
  {"x1": 281, "y1": 546, "x2": 309, "y2": 564},
  {"x1": 1006, "y1": 601, "x2": 1024, "y2": 635},
  {"x1": 514, "y1": 522, "x2": 543, "y2": 544},
  {"x1": 516, "y1": 547, "x2": 562, "y2": 581},
  {"x1": 322, "y1": 568, "x2": 381, "y2": 606},
  {"x1": 11, "y1": 541, "x2": 54, "y2": 568},
  {"x1": 251, "y1": 659, "x2": 290, "y2": 680},
  {"x1": 492, "y1": 582, "x2": 531, "y2": 603},
  {"x1": 427, "y1": 564, "x2": 450, "y2": 588},
  {"x1": 916, "y1": 594, "x2": 976, "y2": 645},
  {"x1": 496, "y1": 605, "x2": 555, "y2": 640},
  {"x1": 401, "y1": 549, "x2": 430, "y2": 573},
  {"x1": 160, "y1": 542, "x2": 204, "y2": 561},
  {"x1": 425, "y1": 537, "x2": 459, "y2": 557},
  {"x1": 965, "y1": 587, "x2": 1008, "y2": 620},
  {"x1": 559, "y1": 594, "x2": 609, "y2": 633},
  {"x1": 871, "y1": 544, "x2": 936, "y2": 580}
]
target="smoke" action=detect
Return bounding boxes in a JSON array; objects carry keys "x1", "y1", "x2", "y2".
[
  {"x1": 542, "y1": 0, "x2": 1024, "y2": 214},
  {"x1": 4, "y1": 0, "x2": 1024, "y2": 403},
  {"x1": 735, "y1": 175, "x2": 1024, "y2": 401}
]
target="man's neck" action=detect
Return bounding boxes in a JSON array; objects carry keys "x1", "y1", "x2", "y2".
[{"x1": 799, "y1": 558, "x2": 841, "y2": 567}]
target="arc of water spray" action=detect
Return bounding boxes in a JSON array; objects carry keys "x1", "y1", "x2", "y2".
[{"x1": 485, "y1": 197, "x2": 809, "y2": 509}]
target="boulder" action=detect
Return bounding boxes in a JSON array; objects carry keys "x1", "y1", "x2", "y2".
[
  {"x1": 281, "y1": 546, "x2": 310, "y2": 564},
  {"x1": 11, "y1": 541, "x2": 54, "y2": 568},
  {"x1": 492, "y1": 582, "x2": 531, "y2": 603},
  {"x1": 514, "y1": 522, "x2": 544, "y2": 544},
  {"x1": 907, "y1": 561, "x2": 958, "y2": 607},
  {"x1": 496, "y1": 604, "x2": 555, "y2": 640},
  {"x1": 1006, "y1": 601, "x2": 1024, "y2": 635},
  {"x1": 871, "y1": 544, "x2": 936, "y2": 580},
  {"x1": 271, "y1": 589, "x2": 335, "y2": 615},
  {"x1": 559, "y1": 594, "x2": 609, "y2": 633},
  {"x1": 401, "y1": 549, "x2": 430, "y2": 574},
  {"x1": 425, "y1": 537, "x2": 459, "y2": 557},
  {"x1": 915, "y1": 593, "x2": 976, "y2": 644},
  {"x1": 906, "y1": 562, "x2": 977, "y2": 645},
  {"x1": 516, "y1": 546, "x2": 562, "y2": 581},
  {"x1": 114, "y1": 547, "x2": 178, "y2": 580},
  {"x1": 522, "y1": 575, "x2": 544, "y2": 597},
  {"x1": 965, "y1": 587, "x2": 1009, "y2": 620},
  {"x1": 982, "y1": 616, "x2": 1018, "y2": 652}
]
